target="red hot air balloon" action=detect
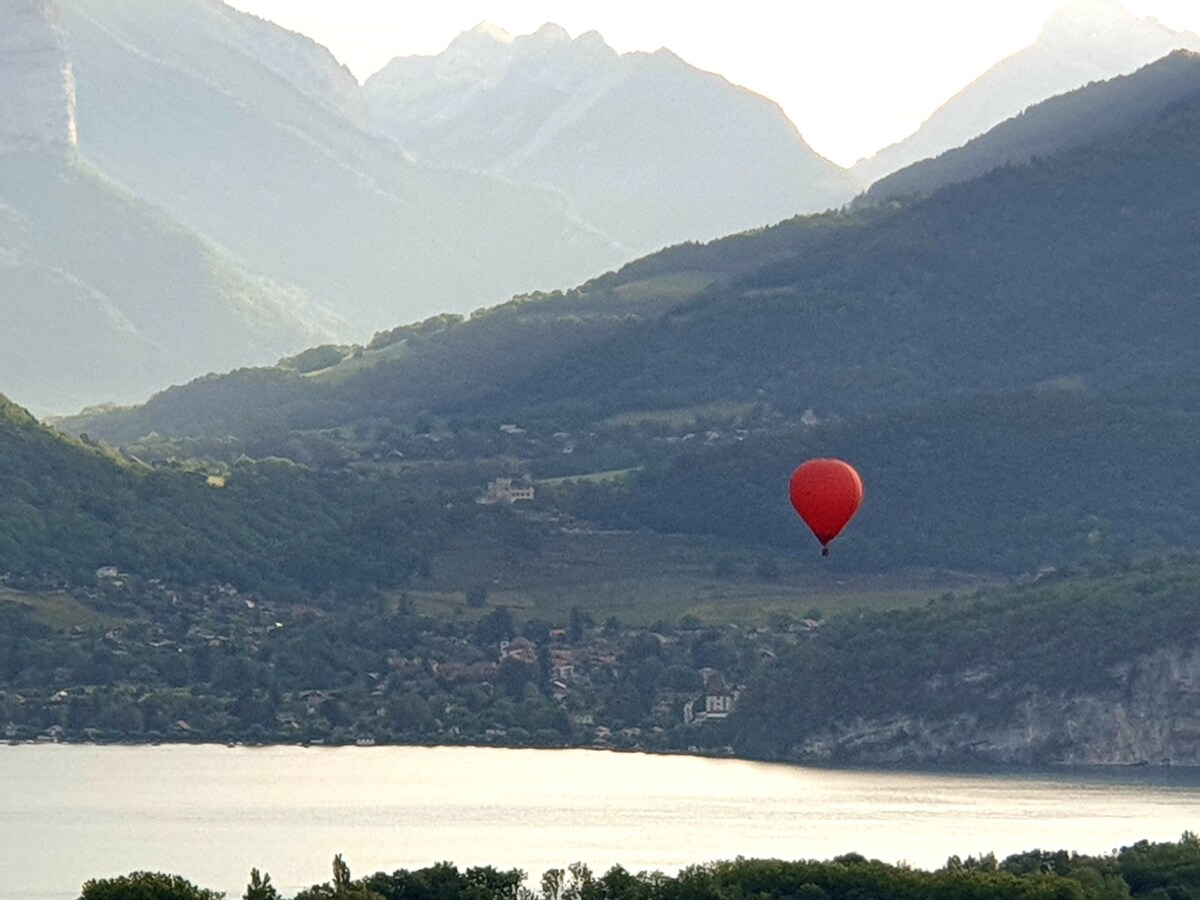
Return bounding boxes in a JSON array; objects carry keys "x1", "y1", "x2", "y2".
[{"x1": 789, "y1": 459, "x2": 864, "y2": 556}]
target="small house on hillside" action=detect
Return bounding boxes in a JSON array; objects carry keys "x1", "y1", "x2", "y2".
[
  {"x1": 683, "y1": 671, "x2": 740, "y2": 725},
  {"x1": 479, "y1": 478, "x2": 535, "y2": 505},
  {"x1": 500, "y1": 636, "x2": 538, "y2": 665},
  {"x1": 702, "y1": 672, "x2": 736, "y2": 718}
]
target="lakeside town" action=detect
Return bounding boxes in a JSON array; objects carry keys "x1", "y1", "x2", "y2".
[{"x1": 0, "y1": 565, "x2": 822, "y2": 751}]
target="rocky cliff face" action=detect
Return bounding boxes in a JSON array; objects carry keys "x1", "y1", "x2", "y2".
[
  {"x1": 793, "y1": 646, "x2": 1200, "y2": 766},
  {"x1": 0, "y1": 0, "x2": 77, "y2": 154}
]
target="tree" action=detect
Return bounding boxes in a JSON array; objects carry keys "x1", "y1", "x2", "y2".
[
  {"x1": 244, "y1": 869, "x2": 281, "y2": 900},
  {"x1": 568, "y1": 607, "x2": 592, "y2": 644},
  {"x1": 80, "y1": 871, "x2": 224, "y2": 900},
  {"x1": 475, "y1": 607, "x2": 515, "y2": 646},
  {"x1": 294, "y1": 854, "x2": 384, "y2": 900}
]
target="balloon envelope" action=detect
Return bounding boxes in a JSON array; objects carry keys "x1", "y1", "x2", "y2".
[{"x1": 789, "y1": 458, "x2": 864, "y2": 547}]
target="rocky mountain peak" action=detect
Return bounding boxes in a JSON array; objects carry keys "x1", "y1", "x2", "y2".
[
  {"x1": 524, "y1": 23, "x2": 571, "y2": 45},
  {"x1": 0, "y1": 0, "x2": 78, "y2": 154},
  {"x1": 1036, "y1": 0, "x2": 1200, "y2": 55},
  {"x1": 437, "y1": 21, "x2": 617, "y2": 74},
  {"x1": 449, "y1": 22, "x2": 514, "y2": 50}
]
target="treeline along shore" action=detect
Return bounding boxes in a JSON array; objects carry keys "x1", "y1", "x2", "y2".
[{"x1": 79, "y1": 833, "x2": 1200, "y2": 900}]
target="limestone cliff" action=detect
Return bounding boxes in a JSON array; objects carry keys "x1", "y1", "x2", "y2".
[
  {"x1": 0, "y1": 0, "x2": 77, "y2": 154},
  {"x1": 792, "y1": 646, "x2": 1200, "y2": 766}
]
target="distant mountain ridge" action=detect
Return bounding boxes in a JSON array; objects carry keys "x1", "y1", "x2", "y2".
[
  {"x1": 364, "y1": 22, "x2": 863, "y2": 253},
  {"x1": 58, "y1": 0, "x2": 626, "y2": 338},
  {"x1": 853, "y1": 0, "x2": 1200, "y2": 183},
  {"x1": 0, "y1": 154, "x2": 329, "y2": 413},
  {"x1": 72, "y1": 53, "x2": 1200, "y2": 437},
  {"x1": 0, "y1": 0, "x2": 334, "y2": 413},
  {"x1": 10, "y1": 0, "x2": 1200, "y2": 417},
  {"x1": 858, "y1": 50, "x2": 1200, "y2": 206}
]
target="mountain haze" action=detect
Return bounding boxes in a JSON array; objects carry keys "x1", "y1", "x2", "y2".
[
  {"x1": 858, "y1": 50, "x2": 1200, "y2": 206},
  {"x1": 57, "y1": 0, "x2": 626, "y2": 336},
  {"x1": 0, "y1": 0, "x2": 77, "y2": 154},
  {"x1": 364, "y1": 23, "x2": 862, "y2": 254},
  {"x1": 0, "y1": 154, "x2": 329, "y2": 413},
  {"x1": 81, "y1": 55, "x2": 1200, "y2": 437},
  {"x1": 0, "y1": 1, "x2": 330, "y2": 413},
  {"x1": 853, "y1": 0, "x2": 1200, "y2": 183}
]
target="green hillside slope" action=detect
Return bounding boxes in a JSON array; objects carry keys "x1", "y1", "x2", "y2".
[
  {"x1": 58, "y1": 60, "x2": 1200, "y2": 575},
  {"x1": 72, "y1": 56, "x2": 1200, "y2": 437},
  {"x1": 563, "y1": 389, "x2": 1200, "y2": 572},
  {"x1": 731, "y1": 558, "x2": 1200, "y2": 764},
  {"x1": 0, "y1": 393, "x2": 451, "y2": 595}
]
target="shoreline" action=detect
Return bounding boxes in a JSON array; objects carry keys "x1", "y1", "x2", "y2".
[{"x1": 8, "y1": 736, "x2": 1200, "y2": 781}]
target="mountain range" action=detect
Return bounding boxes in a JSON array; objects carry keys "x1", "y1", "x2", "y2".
[
  {"x1": 58, "y1": 0, "x2": 624, "y2": 333},
  {"x1": 62, "y1": 50, "x2": 1200, "y2": 574},
  {"x1": 858, "y1": 48, "x2": 1200, "y2": 206},
  {"x1": 7, "y1": 0, "x2": 1200, "y2": 767},
  {"x1": 364, "y1": 22, "x2": 861, "y2": 253},
  {"x1": 6, "y1": 0, "x2": 1200, "y2": 418}
]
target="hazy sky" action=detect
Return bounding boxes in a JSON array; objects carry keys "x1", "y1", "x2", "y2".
[{"x1": 225, "y1": 0, "x2": 1200, "y2": 166}]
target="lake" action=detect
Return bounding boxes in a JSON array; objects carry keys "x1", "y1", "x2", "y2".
[{"x1": 3, "y1": 744, "x2": 1200, "y2": 899}]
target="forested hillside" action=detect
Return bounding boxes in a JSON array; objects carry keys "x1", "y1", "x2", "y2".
[
  {"x1": 0, "y1": 394, "x2": 464, "y2": 595},
  {"x1": 731, "y1": 558, "x2": 1200, "y2": 765},
  {"x1": 561, "y1": 390, "x2": 1200, "y2": 573},
  {"x1": 60, "y1": 58, "x2": 1200, "y2": 577}
]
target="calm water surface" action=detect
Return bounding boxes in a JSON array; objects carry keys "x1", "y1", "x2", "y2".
[{"x1": 3, "y1": 744, "x2": 1200, "y2": 899}]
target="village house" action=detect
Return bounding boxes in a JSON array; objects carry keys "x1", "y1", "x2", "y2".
[
  {"x1": 499, "y1": 636, "x2": 538, "y2": 665},
  {"x1": 386, "y1": 653, "x2": 425, "y2": 674},
  {"x1": 95, "y1": 565, "x2": 127, "y2": 584},
  {"x1": 683, "y1": 671, "x2": 740, "y2": 725},
  {"x1": 478, "y1": 478, "x2": 535, "y2": 505},
  {"x1": 549, "y1": 650, "x2": 575, "y2": 681}
]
